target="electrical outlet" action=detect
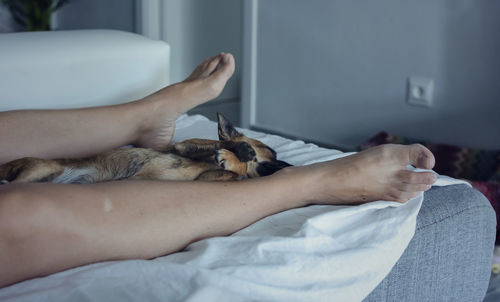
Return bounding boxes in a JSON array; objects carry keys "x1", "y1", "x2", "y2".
[{"x1": 407, "y1": 77, "x2": 434, "y2": 107}]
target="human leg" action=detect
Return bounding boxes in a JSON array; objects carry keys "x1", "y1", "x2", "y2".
[
  {"x1": 0, "y1": 143, "x2": 436, "y2": 287},
  {"x1": 0, "y1": 53, "x2": 235, "y2": 164}
]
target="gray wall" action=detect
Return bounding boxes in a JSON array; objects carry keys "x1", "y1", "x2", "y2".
[
  {"x1": 249, "y1": 0, "x2": 500, "y2": 150},
  {"x1": 54, "y1": 0, "x2": 135, "y2": 32},
  {"x1": 162, "y1": 0, "x2": 242, "y2": 123},
  {"x1": 162, "y1": 0, "x2": 241, "y2": 99}
]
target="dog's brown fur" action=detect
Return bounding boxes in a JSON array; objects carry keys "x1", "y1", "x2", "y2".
[{"x1": 0, "y1": 113, "x2": 291, "y2": 184}]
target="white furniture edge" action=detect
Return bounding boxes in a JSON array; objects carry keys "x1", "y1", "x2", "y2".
[{"x1": 0, "y1": 30, "x2": 170, "y2": 111}]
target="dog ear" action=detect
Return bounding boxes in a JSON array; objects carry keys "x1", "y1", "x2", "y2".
[{"x1": 217, "y1": 112, "x2": 242, "y2": 141}]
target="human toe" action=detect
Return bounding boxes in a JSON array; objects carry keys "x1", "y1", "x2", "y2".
[
  {"x1": 396, "y1": 182, "x2": 432, "y2": 193},
  {"x1": 408, "y1": 144, "x2": 435, "y2": 169},
  {"x1": 213, "y1": 53, "x2": 235, "y2": 79},
  {"x1": 203, "y1": 54, "x2": 224, "y2": 76},
  {"x1": 398, "y1": 170, "x2": 437, "y2": 185}
]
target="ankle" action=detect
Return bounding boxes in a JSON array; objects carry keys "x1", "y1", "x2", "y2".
[
  {"x1": 124, "y1": 98, "x2": 165, "y2": 146},
  {"x1": 270, "y1": 165, "x2": 321, "y2": 207}
]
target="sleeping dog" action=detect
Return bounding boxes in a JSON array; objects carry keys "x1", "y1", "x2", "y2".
[{"x1": 0, "y1": 113, "x2": 291, "y2": 184}]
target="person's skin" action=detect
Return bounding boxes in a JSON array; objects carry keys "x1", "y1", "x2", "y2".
[{"x1": 0, "y1": 53, "x2": 437, "y2": 288}]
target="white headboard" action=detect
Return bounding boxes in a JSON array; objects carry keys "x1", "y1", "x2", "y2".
[{"x1": 0, "y1": 30, "x2": 170, "y2": 111}]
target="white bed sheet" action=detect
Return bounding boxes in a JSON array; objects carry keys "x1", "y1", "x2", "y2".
[{"x1": 0, "y1": 115, "x2": 467, "y2": 302}]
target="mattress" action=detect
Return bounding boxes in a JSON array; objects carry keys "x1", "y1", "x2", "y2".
[{"x1": 0, "y1": 114, "x2": 466, "y2": 302}]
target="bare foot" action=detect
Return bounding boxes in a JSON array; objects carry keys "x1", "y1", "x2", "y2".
[
  {"x1": 135, "y1": 53, "x2": 235, "y2": 150},
  {"x1": 277, "y1": 144, "x2": 437, "y2": 205}
]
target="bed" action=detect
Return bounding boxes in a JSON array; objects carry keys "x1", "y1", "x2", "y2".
[{"x1": 0, "y1": 30, "x2": 495, "y2": 302}]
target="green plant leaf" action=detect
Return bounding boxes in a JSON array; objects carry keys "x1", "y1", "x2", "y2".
[{"x1": 2, "y1": 0, "x2": 70, "y2": 31}]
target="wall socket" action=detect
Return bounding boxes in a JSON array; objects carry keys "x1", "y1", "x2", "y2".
[{"x1": 407, "y1": 77, "x2": 434, "y2": 107}]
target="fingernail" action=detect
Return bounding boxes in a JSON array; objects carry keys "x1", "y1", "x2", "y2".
[{"x1": 223, "y1": 54, "x2": 229, "y2": 63}]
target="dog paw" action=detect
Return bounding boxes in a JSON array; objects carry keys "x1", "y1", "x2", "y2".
[
  {"x1": 215, "y1": 149, "x2": 247, "y2": 176},
  {"x1": 215, "y1": 149, "x2": 232, "y2": 168}
]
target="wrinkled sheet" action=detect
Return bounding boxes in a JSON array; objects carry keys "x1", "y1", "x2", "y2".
[{"x1": 0, "y1": 115, "x2": 467, "y2": 302}]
